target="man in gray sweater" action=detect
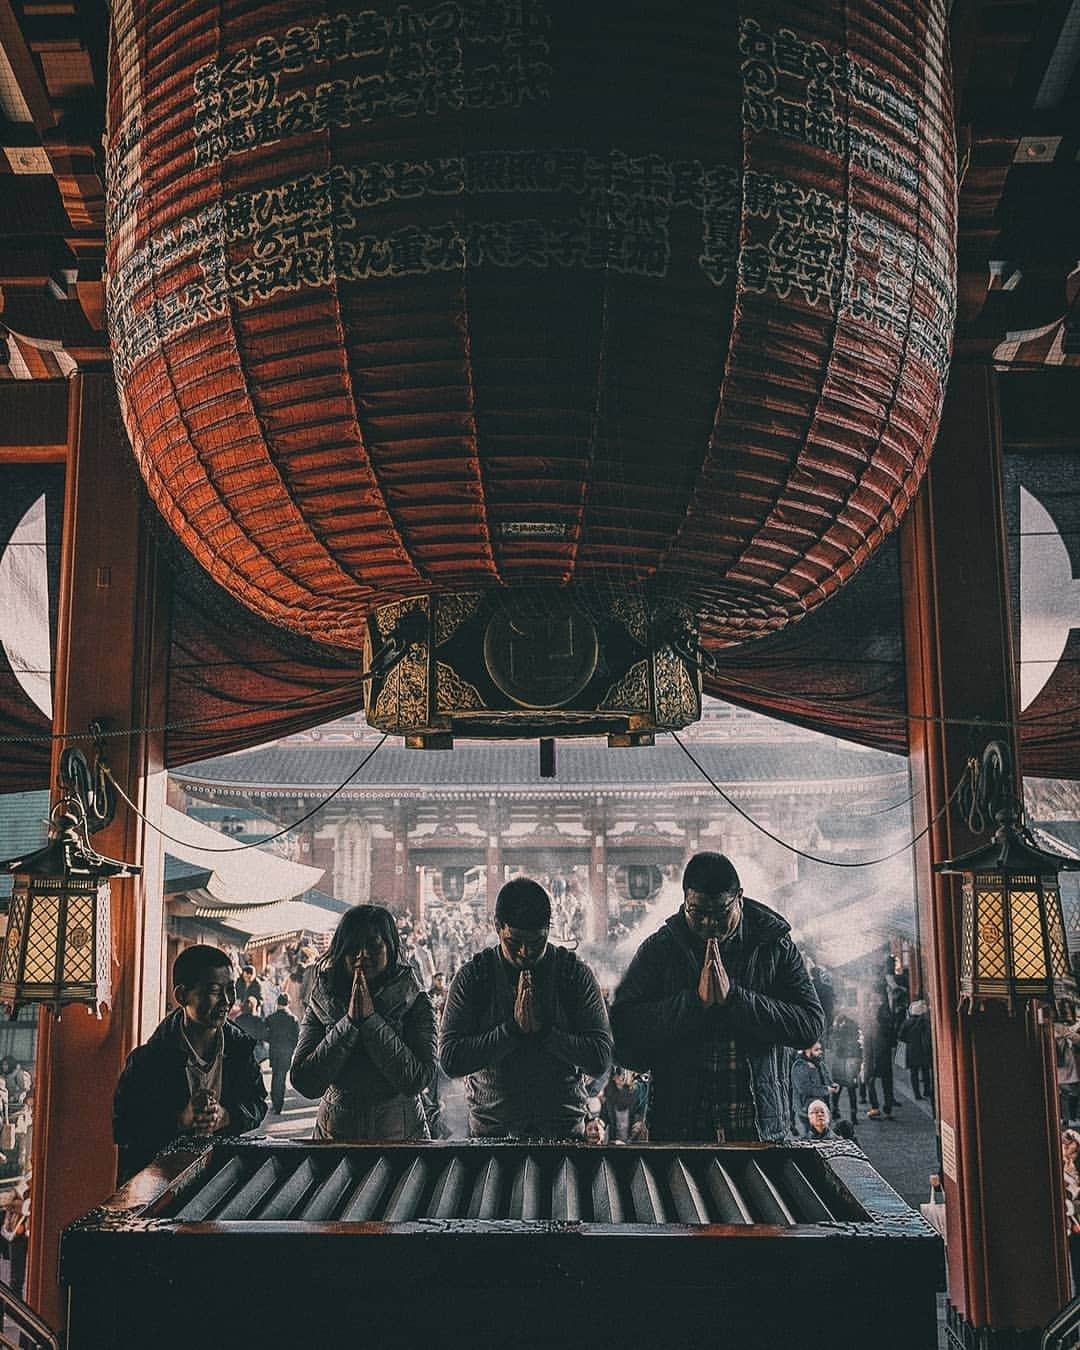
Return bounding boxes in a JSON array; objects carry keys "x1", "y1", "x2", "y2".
[{"x1": 439, "y1": 878, "x2": 612, "y2": 1139}]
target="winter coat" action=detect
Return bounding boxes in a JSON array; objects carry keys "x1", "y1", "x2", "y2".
[
  {"x1": 290, "y1": 962, "x2": 436, "y2": 1141},
  {"x1": 439, "y1": 944, "x2": 613, "y2": 1138},
  {"x1": 829, "y1": 1016, "x2": 863, "y2": 1085},
  {"x1": 899, "y1": 1004, "x2": 933, "y2": 1069},
  {"x1": 235, "y1": 1011, "x2": 269, "y2": 1043},
  {"x1": 864, "y1": 999, "x2": 897, "y2": 1076},
  {"x1": 265, "y1": 1008, "x2": 300, "y2": 1066},
  {"x1": 610, "y1": 900, "x2": 824, "y2": 1142},
  {"x1": 112, "y1": 1008, "x2": 267, "y2": 1184},
  {"x1": 790, "y1": 1054, "x2": 834, "y2": 1130}
]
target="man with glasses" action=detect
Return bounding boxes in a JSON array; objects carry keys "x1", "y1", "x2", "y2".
[
  {"x1": 610, "y1": 852, "x2": 823, "y2": 1143},
  {"x1": 440, "y1": 878, "x2": 612, "y2": 1138}
]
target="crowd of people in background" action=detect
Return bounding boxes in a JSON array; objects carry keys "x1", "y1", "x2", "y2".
[
  {"x1": 789, "y1": 955, "x2": 934, "y2": 1137},
  {"x1": 206, "y1": 898, "x2": 934, "y2": 1150},
  {"x1": 0, "y1": 1058, "x2": 36, "y2": 1327},
  {"x1": 107, "y1": 857, "x2": 943, "y2": 1214}
]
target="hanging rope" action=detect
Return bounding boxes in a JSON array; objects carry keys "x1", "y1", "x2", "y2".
[
  {"x1": 103, "y1": 734, "x2": 388, "y2": 853},
  {"x1": 0, "y1": 616, "x2": 426, "y2": 747},
  {"x1": 957, "y1": 740, "x2": 1028, "y2": 838},
  {"x1": 670, "y1": 731, "x2": 969, "y2": 868}
]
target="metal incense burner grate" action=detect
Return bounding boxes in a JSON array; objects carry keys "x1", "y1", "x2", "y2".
[{"x1": 62, "y1": 1140, "x2": 942, "y2": 1350}]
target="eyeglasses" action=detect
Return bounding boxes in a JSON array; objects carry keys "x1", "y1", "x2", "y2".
[{"x1": 685, "y1": 891, "x2": 743, "y2": 923}]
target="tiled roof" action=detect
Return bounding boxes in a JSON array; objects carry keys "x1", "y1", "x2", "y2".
[
  {"x1": 0, "y1": 790, "x2": 49, "y2": 900},
  {"x1": 161, "y1": 804, "x2": 325, "y2": 904},
  {"x1": 164, "y1": 855, "x2": 213, "y2": 893},
  {"x1": 192, "y1": 896, "x2": 340, "y2": 935},
  {"x1": 1034, "y1": 822, "x2": 1080, "y2": 859},
  {"x1": 173, "y1": 739, "x2": 905, "y2": 793},
  {"x1": 302, "y1": 887, "x2": 350, "y2": 914}
]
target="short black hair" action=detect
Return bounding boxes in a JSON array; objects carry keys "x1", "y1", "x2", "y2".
[
  {"x1": 242, "y1": 963, "x2": 254, "y2": 974},
  {"x1": 173, "y1": 944, "x2": 233, "y2": 993},
  {"x1": 495, "y1": 878, "x2": 551, "y2": 930},
  {"x1": 682, "y1": 852, "x2": 740, "y2": 896},
  {"x1": 277, "y1": 993, "x2": 289, "y2": 1006}
]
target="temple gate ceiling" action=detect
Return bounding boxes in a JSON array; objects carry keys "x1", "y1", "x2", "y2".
[{"x1": 0, "y1": 0, "x2": 1077, "y2": 788}]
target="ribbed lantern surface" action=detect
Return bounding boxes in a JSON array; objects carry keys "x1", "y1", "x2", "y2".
[{"x1": 106, "y1": 0, "x2": 955, "y2": 653}]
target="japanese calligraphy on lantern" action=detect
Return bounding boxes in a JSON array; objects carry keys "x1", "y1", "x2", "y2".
[
  {"x1": 104, "y1": 0, "x2": 955, "y2": 654},
  {"x1": 739, "y1": 18, "x2": 921, "y2": 193},
  {"x1": 109, "y1": 150, "x2": 952, "y2": 380},
  {"x1": 191, "y1": 1, "x2": 554, "y2": 167},
  {"x1": 107, "y1": 151, "x2": 744, "y2": 374},
  {"x1": 738, "y1": 173, "x2": 953, "y2": 379}
]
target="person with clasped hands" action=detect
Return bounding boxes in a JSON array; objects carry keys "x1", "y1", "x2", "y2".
[
  {"x1": 439, "y1": 877, "x2": 613, "y2": 1139},
  {"x1": 112, "y1": 945, "x2": 267, "y2": 1184},
  {"x1": 290, "y1": 905, "x2": 437, "y2": 1140},
  {"x1": 610, "y1": 852, "x2": 824, "y2": 1143}
]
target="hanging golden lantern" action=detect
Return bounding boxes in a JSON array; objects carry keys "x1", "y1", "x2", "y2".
[
  {"x1": 935, "y1": 744, "x2": 1078, "y2": 1014},
  {"x1": 0, "y1": 799, "x2": 139, "y2": 1019}
]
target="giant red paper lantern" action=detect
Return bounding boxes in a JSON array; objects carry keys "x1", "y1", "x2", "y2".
[{"x1": 106, "y1": 0, "x2": 955, "y2": 666}]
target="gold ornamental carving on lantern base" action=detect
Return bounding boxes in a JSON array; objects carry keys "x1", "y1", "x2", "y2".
[
  {"x1": 599, "y1": 661, "x2": 651, "y2": 714},
  {"x1": 435, "y1": 663, "x2": 485, "y2": 714},
  {"x1": 435, "y1": 593, "x2": 483, "y2": 647},
  {"x1": 654, "y1": 646, "x2": 701, "y2": 727},
  {"x1": 364, "y1": 588, "x2": 702, "y2": 746}
]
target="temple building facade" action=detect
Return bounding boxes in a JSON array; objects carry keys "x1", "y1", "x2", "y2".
[{"x1": 170, "y1": 703, "x2": 917, "y2": 974}]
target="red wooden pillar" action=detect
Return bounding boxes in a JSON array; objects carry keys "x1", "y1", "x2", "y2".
[
  {"x1": 415, "y1": 864, "x2": 426, "y2": 926},
  {"x1": 588, "y1": 803, "x2": 608, "y2": 944},
  {"x1": 390, "y1": 801, "x2": 409, "y2": 912},
  {"x1": 486, "y1": 794, "x2": 503, "y2": 911},
  {"x1": 901, "y1": 362, "x2": 1068, "y2": 1343},
  {"x1": 26, "y1": 373, "x2": 168, "y2": 1328}
]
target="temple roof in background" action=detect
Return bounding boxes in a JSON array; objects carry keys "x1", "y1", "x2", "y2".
[{"x1": 172, "y1": 738, "x2": 907, "y2": 797}]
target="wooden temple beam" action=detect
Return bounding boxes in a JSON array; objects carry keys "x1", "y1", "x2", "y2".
[
  {"x1": 24, "y1": 372, "x2": 168, "y2": 1330},
  {"x1": 0, "y1": 0, "x2": 57, "y2": 133},
  {"x1": 0, "y1": 381, "x2": 70, "y2": 457},
  {"x1": 901, "y1": 362, "x2": 1068, "y2": 1342}
]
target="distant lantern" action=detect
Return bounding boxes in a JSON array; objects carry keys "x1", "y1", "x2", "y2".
[
  {"x1": 936, "y1": 745, "x2": 1078, "y2": 1014},
  {"x1": 0, "y1": 802, "x2": 138, "y2": 1019},
  {"x1": 106, "y1": 1, "x2": 956, "y2": 737}
]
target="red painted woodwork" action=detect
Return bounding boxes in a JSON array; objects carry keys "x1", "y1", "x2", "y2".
[
  {"x1": 26, "y1": 374, "x2": 168, "y2": 1329},
  {"x1": 106, "y1": 0, "x2": 955, "y2": 655},
  {"x1": 901, "y1": 364, "x2": 1069, "y2": 1333}
]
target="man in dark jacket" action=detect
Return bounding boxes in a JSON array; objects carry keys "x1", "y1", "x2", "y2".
[
  {"x1": 791, "y1": 1042, "x2": 840, "y2": 1136},
  {"x1": 898, "y1": 998, "x2": 933, "y2": 1102},
  {"x1": 610, "y1": 852, "x2": 823, "y2": 1142},
  {"x1": 863, "y1": 980, "x2": 898, "y2": 1119},
  {"x1": 828, "y1": 1010, "x2": 863, "y2": 1124},
  {"x1": 440, "y1": 878, "x2": 613, "y2": 1138},
  {"x1": 235, "y1": 963, "x2": 262, "y2": 1012},
  {"x1": 112, "y1": 945, "x2": 267, "y2": 1183},
  {"x1": 265, "y1": 993, "x2": 300, "y2": 1113}
]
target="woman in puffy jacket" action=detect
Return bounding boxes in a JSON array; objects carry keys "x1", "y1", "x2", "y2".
[{"x1": 290, "y1": 905, "x2": 436, "y2": 1140}]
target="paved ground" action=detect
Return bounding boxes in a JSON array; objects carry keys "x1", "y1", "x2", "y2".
[{"x1": 839, "y1": 1076, "x2": 941, "y2": 1211}]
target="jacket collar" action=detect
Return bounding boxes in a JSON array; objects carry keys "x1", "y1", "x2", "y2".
[{"x1": 150, "y1": 1007, "x2": 251, "y2": 1060}]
